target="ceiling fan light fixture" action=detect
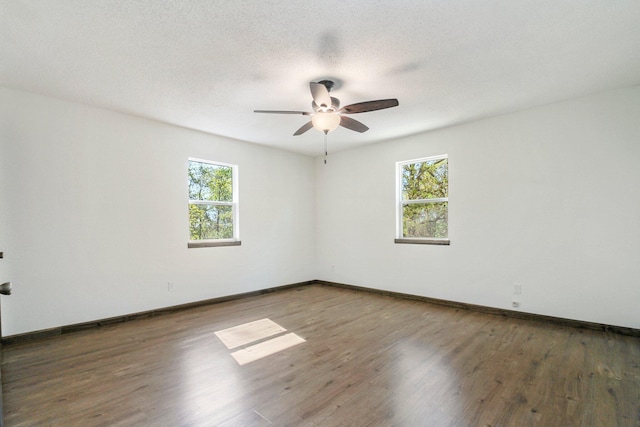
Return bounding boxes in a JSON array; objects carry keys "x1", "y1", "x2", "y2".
[{"x1": 311, "y1": 112, "x2": 341, "y2": 133}]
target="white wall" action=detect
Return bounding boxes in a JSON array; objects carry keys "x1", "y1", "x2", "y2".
[
  {"x1": 316, "y1": 86, "x2": 640, "y2": 329},
  {"x1": 0, "y1": 87, "x2": 316, "y2": 336}
]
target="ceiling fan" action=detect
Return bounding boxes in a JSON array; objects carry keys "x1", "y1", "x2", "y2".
[{"x1": 254, "y1": 80, "x2": 399, "y2": 136}]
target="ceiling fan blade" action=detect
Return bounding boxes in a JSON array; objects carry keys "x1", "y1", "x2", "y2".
[
  {"x1": 293, "y1": 121, "x2": 314, "y2": 136},
  {"x1": 339, "y1": 116, "x2": 369, "y2": 133},
  {"x1": 310, "y1": 82, "x2": 332, "y2": 109},
  {"x1": 254, "y1": 110, "x2": 311, "y2": 115},
  {"x1": 339, "y1": 99, "x2": 399, "y2": 114}
]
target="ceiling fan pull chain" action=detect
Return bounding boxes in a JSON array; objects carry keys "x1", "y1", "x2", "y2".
[{"x1": 324, "y1": 132, "x2": 328, "y2": 164}]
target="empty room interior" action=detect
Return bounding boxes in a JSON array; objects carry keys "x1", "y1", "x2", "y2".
[{"x1": 1, "y1": 1, "x2": 639, "y2": 426}]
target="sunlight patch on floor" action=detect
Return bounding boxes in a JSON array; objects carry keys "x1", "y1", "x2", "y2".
[
  {"x1": 215, "y1": 318, "x2": 305, "y2": 365},
  {"x1": 215, "y1": 318, "x2": 286, "y2": 349},
  {"x1": 231, "y1": 332, "x2": 305, "y2": 365}
]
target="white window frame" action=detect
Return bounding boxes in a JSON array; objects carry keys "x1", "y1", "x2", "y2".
[
  {"x1": 188, "y1": 158, "x2": 240, "y2": 248},
  {"x1": 395, "y1": 154, "x2": 450, "y2": 245}
]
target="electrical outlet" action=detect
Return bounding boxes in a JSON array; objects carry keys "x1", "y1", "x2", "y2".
[
  {"x1": 513, "y1": 283, "x2": 522, "y2": 295},
  {"x1": 168, "y1": 282, "x2": 174, "y2": 292},
  {"x1": 512, "y1": 301, "x2": 520, "y2": 308}
]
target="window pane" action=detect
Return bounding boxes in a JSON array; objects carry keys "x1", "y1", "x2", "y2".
[
  {"x1": 402, "y1": 158, "x2": 448, "y2": 200},
  {"x1": 403, "y1": 202, "x2": 448, "y2": 238},
  {"x1": 189, "y1": 204, "x2": 234, "y2": 240},
  {"x1": 188, "y1": 161, "x2": 233, "y2": 202}
]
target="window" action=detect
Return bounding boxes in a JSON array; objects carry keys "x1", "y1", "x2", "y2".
[
  {"x1": 188, "y1": 158, "x2": 240, "y2": 248},
  {"x1": 395, "y1": 155, "x2": 449, "y2": 245}
]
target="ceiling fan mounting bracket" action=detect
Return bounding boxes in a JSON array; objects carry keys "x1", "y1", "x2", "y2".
[{"x1": 317, "y1": 80, "x2": 335, "y2": 92}]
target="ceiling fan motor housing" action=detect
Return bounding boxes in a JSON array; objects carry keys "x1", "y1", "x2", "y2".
[{"x1": 312, "y1": 97, "x2": 340, "y2": 112}]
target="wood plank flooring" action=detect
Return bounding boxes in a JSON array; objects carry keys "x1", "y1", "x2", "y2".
[{"x1": 2, "y1": 284, "x2": 639, "y2": 426}]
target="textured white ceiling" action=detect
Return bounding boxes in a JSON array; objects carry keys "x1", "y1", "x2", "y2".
[{"x1": 2, "y1": 1, "x2": 640, "y2": 156}]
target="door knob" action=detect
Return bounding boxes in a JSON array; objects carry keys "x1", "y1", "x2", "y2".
[{"x1": 0, "y1": 282, "x2": 12, "y2": 295}]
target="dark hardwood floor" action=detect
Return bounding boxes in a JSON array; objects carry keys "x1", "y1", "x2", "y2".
[{"x1": 2, "y1": 284, "x2": 639, "y2": 426}]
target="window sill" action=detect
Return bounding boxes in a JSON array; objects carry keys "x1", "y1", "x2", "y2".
[
  {"x1": 394, "y1": 238, "x2": 450, "y2": 246},
  {"x1": 188, "y1": 240, "x2": 242, "y2": 248}
]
